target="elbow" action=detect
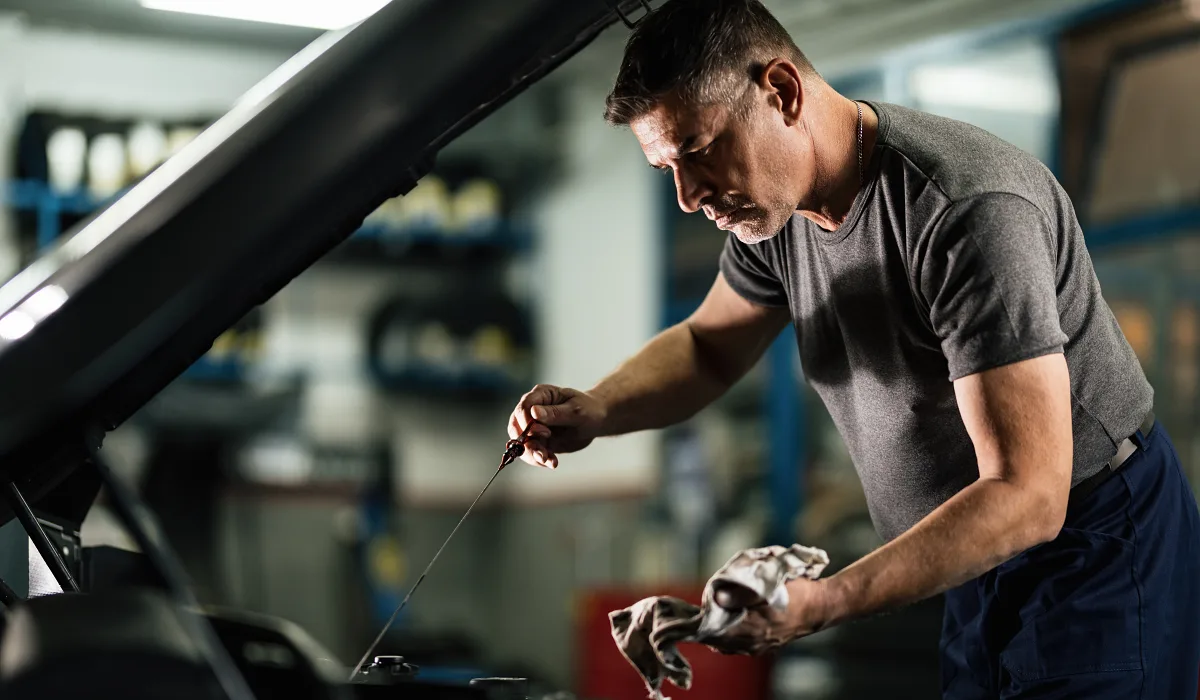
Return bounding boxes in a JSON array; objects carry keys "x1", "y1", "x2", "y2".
[
  {"x1": 991, "y1": 453, "x2": 1071, "y2": 549},
  {"x1": 1025, "y1": 485, "x2": 1068, "y2": 546}
]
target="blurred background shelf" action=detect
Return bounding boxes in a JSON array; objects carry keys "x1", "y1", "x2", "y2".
[
  {"x1": 4, "y1": 178, "x2": 125, "y2": 249},
  {"x1": 182, "y1": 354, "x2": 253, "y2": 384},
  {"x1": 327, "y1": 220, "x2": 533, "y2": 266},
  {"x1": 2, "y1": 178, "x2": 533, "y2": 260},
  {"x1": 367, "y1": 363, "x2": 529, "y2": 399},
  {"x1": 1086, "y1": 203, "x2": 1200, "y2": 249},
  {"x1": 5, "y1": 178, "x2": 113, "y2": 213}
]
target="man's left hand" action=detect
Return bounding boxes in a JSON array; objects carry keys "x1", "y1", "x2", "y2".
[{"x1": 707, "y1": 577, "x2": 831, "y2": 656}]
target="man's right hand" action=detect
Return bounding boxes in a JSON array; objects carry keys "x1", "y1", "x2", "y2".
[{"x1": 508, "y1": 384, "x2": 607, "y2": 469}]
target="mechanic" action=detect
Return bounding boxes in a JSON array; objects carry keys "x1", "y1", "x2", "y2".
[{"x1": 507, "y1": 0, "x2": 1200, "y2": 697}]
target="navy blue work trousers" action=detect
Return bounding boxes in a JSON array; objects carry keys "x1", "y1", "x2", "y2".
[{"x1": 941, "y1": 422, "x2": 1200, "y2": 699}]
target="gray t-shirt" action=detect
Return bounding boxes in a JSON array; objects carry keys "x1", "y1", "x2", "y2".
[{"x1": 720, "y1": 101, "x2": 1153, "y2": 541}]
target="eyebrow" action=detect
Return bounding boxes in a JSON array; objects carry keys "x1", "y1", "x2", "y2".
[{"x1": 649, "y1": 134, "x2": 700, "y2": 170}]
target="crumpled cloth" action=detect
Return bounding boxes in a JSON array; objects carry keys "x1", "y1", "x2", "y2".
[{"x1": 608, "y1": 544, "x2": 830, "y2": 700}]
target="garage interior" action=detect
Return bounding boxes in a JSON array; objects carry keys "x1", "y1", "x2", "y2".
[{"x1": 0, "y1": 0, "x2": 1197, "y2": 698}]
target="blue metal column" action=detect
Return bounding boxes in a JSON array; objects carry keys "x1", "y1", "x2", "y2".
[{"x1": 765, "y1": 327, "x2": 803, "y2": 546}]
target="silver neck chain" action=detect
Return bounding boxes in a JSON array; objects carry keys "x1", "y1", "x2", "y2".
[{"x1": 856, "y1": 100, "x2": 863, "y2": 187}]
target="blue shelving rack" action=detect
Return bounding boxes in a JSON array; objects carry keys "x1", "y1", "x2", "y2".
[{"x1": 1, "y1": 179, "x2": 534, "y2": 390}]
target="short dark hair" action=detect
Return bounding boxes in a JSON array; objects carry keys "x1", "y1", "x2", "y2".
[{"x1": 604, "y1": 0, "x2": 818, "y2": 126}]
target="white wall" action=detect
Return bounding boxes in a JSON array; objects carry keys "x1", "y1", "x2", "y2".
[
  {"x1": 0, "y1": 18, "x2": 289, "y2": 117},
  {"x1": 258, "y1": 264, "x2": 523, "y2": 504},
  {"x1": 510, "y1": 76, "x2": 663, "y2": 502}
]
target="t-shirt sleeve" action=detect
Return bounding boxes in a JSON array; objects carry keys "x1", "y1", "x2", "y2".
[
  {"x1": 718, "y1": 234, "x2": 789, "y2": 308},
  {"x1": 920, "y1": 193, "x2": 1068, "y2": 381}
]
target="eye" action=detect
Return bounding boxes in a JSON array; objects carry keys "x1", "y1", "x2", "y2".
[{"x1": 693, "y1": 140, "x2": 717, "y2": 159}]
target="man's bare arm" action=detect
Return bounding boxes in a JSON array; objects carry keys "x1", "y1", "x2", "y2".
[
  {"x1": 591, "y1": 272, "x2": 790, "y2": 435},
  {"x1": 509, "y1": 273, "x2": 789, "y2": 468},
  {"x1": 809, "y1": 352, "x2": 1073, "y2": 627}
]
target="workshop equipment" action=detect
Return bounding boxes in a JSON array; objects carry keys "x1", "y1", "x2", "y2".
[{"x1": 348, "y1": 421, "x2": 540, "y2": 680}]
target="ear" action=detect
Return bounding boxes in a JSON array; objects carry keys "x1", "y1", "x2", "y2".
[{"x1": 758, "y1": 58, "x2": 804, "y2": 126}]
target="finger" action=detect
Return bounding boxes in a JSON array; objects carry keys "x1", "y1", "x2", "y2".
[
  {"x1": 517, "y1": 407, "x2": 542, "y2": 432},
  {"x1": 519, "y1": 438, "x2": 546, "y2": 465},
  {"x1": 517, "y1": 385, "x2": 559, "y2": 423},
  {"x1": 530, "y1": 402, "x2": 581, "y2": 427},
  {"x1": 533, "y1": 445, "x2": 558, "y2": 470},
  {"x1": 522, "y1": 437, "x2": 547, "y2": 457},
  {"x1": 518, "y1": 439, "x2": 558, "y2": 469},
  {"x1": 510, "y1": 414, "x2": 550, "y2": 444}
]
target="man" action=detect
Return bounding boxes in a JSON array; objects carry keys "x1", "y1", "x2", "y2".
[{"x1": 507, "y1": 0, "x2": 1200, "y2": 696}]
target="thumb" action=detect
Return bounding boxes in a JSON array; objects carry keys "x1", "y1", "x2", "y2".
[{"x1": 530, "y1": 402, "x2": 580, "y2": 426}]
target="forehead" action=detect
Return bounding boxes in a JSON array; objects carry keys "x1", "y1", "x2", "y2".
[{"x1": 630, "y1": 97, "x2": 728, "y2": 159}]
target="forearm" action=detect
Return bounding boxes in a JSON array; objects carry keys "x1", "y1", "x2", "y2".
[
  {"x1": 589, "y1": 321, "x2": 736, "y2": 436},
  {"x1": 820, "y1": 476, "x2": 1062, "y2": 626}
]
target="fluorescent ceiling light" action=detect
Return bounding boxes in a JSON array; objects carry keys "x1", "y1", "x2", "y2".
[{"x1": 140, "y1": 0, "x2": 392, "y2": 30}]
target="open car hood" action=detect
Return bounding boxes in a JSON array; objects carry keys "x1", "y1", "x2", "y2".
[{"x1": 0, "y1": 0, "x2": 648, "y2": 524}]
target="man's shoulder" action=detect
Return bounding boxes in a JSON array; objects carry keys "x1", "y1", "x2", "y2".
[{"x1": 871, "y1": 101, "x2": 1057, "y2": 206}]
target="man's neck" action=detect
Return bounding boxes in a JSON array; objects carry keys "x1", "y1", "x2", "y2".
[{"x1": 798, "y1": 96, "x2": 879, "y2": 232}]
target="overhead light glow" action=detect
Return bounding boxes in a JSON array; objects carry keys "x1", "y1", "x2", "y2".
[
  {"x1": 0, "y1": 311, "x2": 35, "y2": 342},
  {"x1": 139, "y1": 0, "x2": 392, "y2": 30}
]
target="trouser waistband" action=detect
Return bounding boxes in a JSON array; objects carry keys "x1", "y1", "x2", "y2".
[{"x1": 1067, "y1": 409, "x2": 1155, "y2": 510}]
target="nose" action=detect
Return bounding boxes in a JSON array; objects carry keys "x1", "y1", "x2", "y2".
[{"x1": 674, "y1": 166, "x2": 711, "y2": 214}]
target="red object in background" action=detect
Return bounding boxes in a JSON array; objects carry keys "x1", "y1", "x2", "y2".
[{"x1": 575, "y1": 584, "x2": 772, "y2": 700}]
